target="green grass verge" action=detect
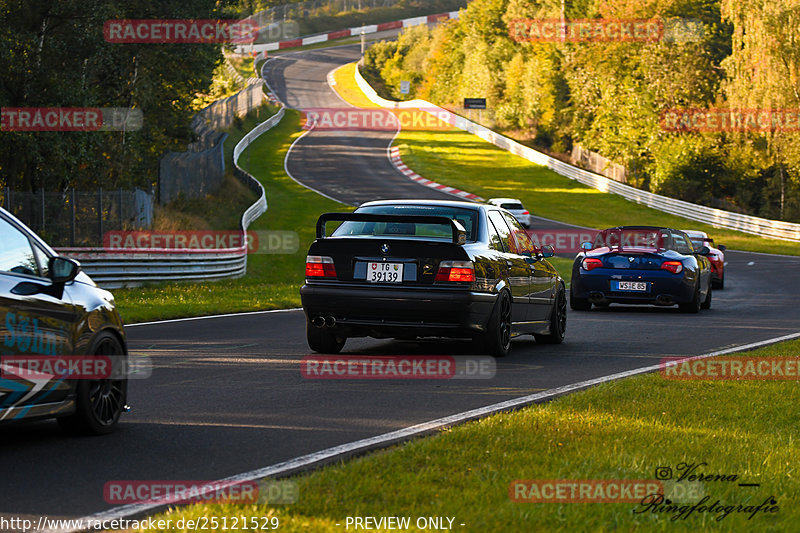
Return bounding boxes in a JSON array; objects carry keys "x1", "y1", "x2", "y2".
[
  {"x1": 332, "y1": 63, "x2": 800, "y2": 256},
  {"x1": 137, "y1": 338, "x2": 800, "y2": 532},
  {"x1": 112, "y1": 110, "x2": 348, "y2": 324}
]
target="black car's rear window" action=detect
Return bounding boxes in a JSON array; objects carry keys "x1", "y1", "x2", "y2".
[{"x1": 333, "y1": 205, "x2": 478, "y2": 241}]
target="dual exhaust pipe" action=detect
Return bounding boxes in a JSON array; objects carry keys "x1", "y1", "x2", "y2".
[{"x1": 312, "y1": 315, "x2": 337, "y2": 328}]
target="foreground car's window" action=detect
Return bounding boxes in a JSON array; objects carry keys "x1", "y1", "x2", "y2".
[
  {"x1": 333, "y1": 205, "x2": 478, "y2": 241},
  {"x1": 502, "y1": 212, "x2": 535, "y2": 254},
  {"x1": 488, "y1": 211, "x2": 520, "y2": 254},
  {"x1": 0, "y1": 217, "x2": 40, "y2": 276}
]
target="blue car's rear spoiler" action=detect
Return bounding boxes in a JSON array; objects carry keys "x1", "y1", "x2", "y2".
[{"x1": 316, "y1": 213, "x2": 467, "y2": 245}]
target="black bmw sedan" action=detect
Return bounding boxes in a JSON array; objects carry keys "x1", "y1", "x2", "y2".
[
  {"x1": 300, "y1": 200, "x2": 567, "y2": 356},
  {"x1": 0, "y1": 207, "x2": 128, "y2": 434}
]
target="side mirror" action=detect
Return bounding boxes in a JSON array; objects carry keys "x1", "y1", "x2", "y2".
[
  {"x1": 49, "y1": 256, "x2": 81, "y2": 284},
  {"x1": 580, "y1": 241, "x2": 593, "y2": 252},
  {"x1": 541, "y1": 244, "x2": 555, "y2": 258},
  {"x1": 718, "y1": 244, "x2": 727, "y2": 252},
  {"x1": 694, "y1": 246, "x2": 710, "y2": 256}
]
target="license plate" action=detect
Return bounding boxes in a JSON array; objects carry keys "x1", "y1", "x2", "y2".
[
  {"x1": 367, "y1": 262, "x2": 404, "y2": 283},
  {"x1": 613, "y1": 281, "x2": 648, "y2": 292}
]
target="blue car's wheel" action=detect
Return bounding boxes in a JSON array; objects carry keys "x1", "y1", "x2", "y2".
[{"x1": 570, "y1": 287, "x2": 592, "y2": 311}]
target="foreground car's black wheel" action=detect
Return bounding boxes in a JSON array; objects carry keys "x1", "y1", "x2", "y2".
[
  {"x1": 701, "y1": 285, "x2": 712, "y2": 310},
  {"x1": 58, "y1": 332, "x2": 127, "y2": 435},
  {"x1": 481, "y1": 290, "x2": 512, "y2": 357},
  {"x1": 306, "y1": 320, "x2": 346, "y2": 354},
  {"x1": 535, "y1": 285, "x2": 566, "y2": 344},
  {"x1": 679, "y1": 284, "x2": 701, "y2": 314},
  {"x1": 570, "y1": 289, "x2": 592, "y2": 311}
]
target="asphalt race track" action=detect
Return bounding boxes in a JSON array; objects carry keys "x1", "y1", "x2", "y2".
[{"x1": 2, "y1": 45, "x2": 800, "y2": 526}]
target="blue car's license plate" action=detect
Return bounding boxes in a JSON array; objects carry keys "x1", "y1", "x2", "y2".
[{"x1": 612, "y1": 281, "x2": 649, "y2": 292}]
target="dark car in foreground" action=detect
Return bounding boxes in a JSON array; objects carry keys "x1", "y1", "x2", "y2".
[
  {"x1": 570, "y1": 226, "x2": 712, "y2": 313},
  {"x1": 0, "y1": 207, "x2": 128, "y2": 434},
  {"x1": 300, "y1": 200, "x2": 566, "y2": 356}
]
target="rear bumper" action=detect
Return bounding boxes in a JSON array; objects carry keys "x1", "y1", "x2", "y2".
[
  {"x1": 709, "y1": 260, "x2": 724, "y2": 281},
  {"x1": 300, "y1": 283, "x2": 497, "y2": 339},
  {"x1": 572, "y1": 269, "x2": 696, "y2": 305}
]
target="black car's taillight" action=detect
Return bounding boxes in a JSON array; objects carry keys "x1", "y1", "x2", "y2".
[
  {"x1": 306, "y1": 256, "x2": 337, "y2": 278},
  {"x1": 435, "y1": 260, "x2": 475, "y2": 282}
]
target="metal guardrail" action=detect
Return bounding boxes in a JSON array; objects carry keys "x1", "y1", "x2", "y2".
[
  {"x1": 354, "y1": 63, "x2": 800, "y2": 243},
  {"x1": 56, "y1": 105, "x2": 283, "y2": 289}
]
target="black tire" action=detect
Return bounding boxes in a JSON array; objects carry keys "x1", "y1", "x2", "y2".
[
  {"x1": 701, "y1": 284, "x2": 712, "y2": 310},
  {"x1": 58, "y1": 331, "x2": 127, "y2": 435},
  {"x1": 713, "y1": 276, "x2": 724, "y2": 290},
  {"x1": 570, "y1": 289, "x2": 592, "y2": 311},
  {"x1": 481, "y1": 290, "x2": 512, "y2": 357},
  {"x1": 679, "y1": 284, "x2": 701, "y2": 314},
  {"x1": 306, "y1": 320, "x2": 346, "y2": 354},
  {"x1": 535, "y1": 285, "x2": 567, "y2": 344}
]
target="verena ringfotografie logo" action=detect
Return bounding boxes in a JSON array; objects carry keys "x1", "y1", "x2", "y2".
[
  {"x1": 1, "y1": 107, "x2": 142, "y2": 132},
  {"x1": 302, "y1": 108, "x2": 456, "y2": 132},
  {"x1": 0, "y1": 355, "x2": 152, "y2": 380},
  {"x1": 661, "y1": 108, "x2": 800, "y2": 132},
  {"x1": 103, "y1": 230, "x2": 299, "y2": 255},
  {"x1": 661, "y1": 357, "x2": 800, "y2": 380},
  {"x1": 103, "y1": 20, "x2": 258, "y2": 44},
  {"x1": 104, "y1": 479, "x2": 297, "y2": 505},
  {"x1": 301, "y1": 356, "x2": 496, "y2": 380}
]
